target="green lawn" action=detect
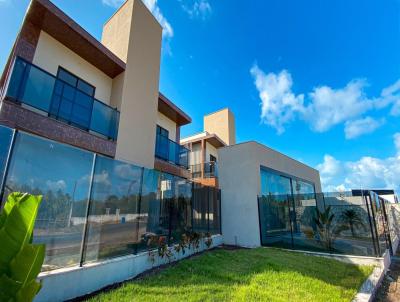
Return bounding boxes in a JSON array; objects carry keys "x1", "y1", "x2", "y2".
[{"x1": 86, "y1": 248, "x2": 372, "y2": 302}]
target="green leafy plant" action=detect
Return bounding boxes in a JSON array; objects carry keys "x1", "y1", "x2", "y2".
[
  {"x1": 174, "y1": 234, "x2": 189, "y2": 255},
  {"x1": 313, "y1": 206, "x2": 336, "y2": 251},
  {"x1": 157, "y1": 236, "x2": 173, "y2": 262},
  {"x1": 0, "y1": 192, "x2": 45, "y2": 302},
  {"x1": 146, "y1": 234, "x2": 159, "y2": 266},
  {"x1": 338, "y1": 209, "x2": 366, "y2": 237}
]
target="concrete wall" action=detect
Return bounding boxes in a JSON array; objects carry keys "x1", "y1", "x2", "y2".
[
  {"x1": 35, "y1": 235, "x2": 223, "y2": 302},
  {"x1": 218, "y1": 141, "x2": 322, "y2": 247},
  {"x1": 33, "y1": 31, "x2": 113, "y2": 104},
  {"x1": 204, "y1": 108, "x2": 236, "y2": 146},
  {"x1": 102, "y1": 0, "x2": 162, "y2": 168},
  {"x1": 157, "y1": 111, "x2": 177, "y2": 141}
]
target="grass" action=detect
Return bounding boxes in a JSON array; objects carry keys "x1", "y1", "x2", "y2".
[{"x1": 86, "y1": 248, "x2": 373, "y2": 302}]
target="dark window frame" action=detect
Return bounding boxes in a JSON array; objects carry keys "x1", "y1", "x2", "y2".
[{"x1": 56, "y1": 67, "x2": 96, "y2": 97}]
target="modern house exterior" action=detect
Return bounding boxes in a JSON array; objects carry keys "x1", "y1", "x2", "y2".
[
  {"x1": 0, "y1": 0, "x2": 191, "y2": 179},
  {"x1": 218, "y1": 141, "x2": 322, "y2": 247},
  {"x1": 181, "y1": 108, "x2": 235, "y2": 187},
  {"x1": 5, "y1": 1, "x2": 399, "y2": 302}
]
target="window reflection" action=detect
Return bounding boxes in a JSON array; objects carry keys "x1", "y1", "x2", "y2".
[
  {"x1": 3, "y1": 132, "x2": 93, "y2": 271},
  {"x1": 84, "y1": 156, "x2": 143, "y2": 262}
]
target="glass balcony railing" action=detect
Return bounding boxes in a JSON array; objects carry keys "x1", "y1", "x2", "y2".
[
  {"x1": 155, "y1": 134, "x2": 189, "y2": 169},
  {"x1": 5, "y1": 57, "x2": 120, "y2": 141},
  {"x1": 190, "y1": 162, "x2": 218, "y2": 179}
]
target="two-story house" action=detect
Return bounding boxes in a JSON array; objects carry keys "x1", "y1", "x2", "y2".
[
  {"x1": 181, "y1": 108, "x2": 235, "y2": 187},
  {"x1": 0, "y1": 0, "x2": 190, "y2": 180}
]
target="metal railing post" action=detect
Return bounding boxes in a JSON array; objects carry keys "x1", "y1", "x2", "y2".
[
  {"x1": 0, "y1": 129, "x2": 17, "y2": 207},
  {"x1": 79, "y1": 153, "x2": 97, "y2": 267},
  {"x1": 134, "y1": 167, "x2": 145, "y2": 254}
]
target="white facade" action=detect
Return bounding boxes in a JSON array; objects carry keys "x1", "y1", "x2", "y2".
[
  {"x1": 33, "y1": 31, "x2": 113, "y2": 104},
  {"x1": 157, "y1": 111, "x2": 177, "y2": 141},
  {"x1": 218, "y1": 141, "x2": 322, "y2": 247}
]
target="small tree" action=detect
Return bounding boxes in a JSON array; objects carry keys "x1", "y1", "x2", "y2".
[{"x1": 0, "y1": 192, "x2": 45, "y2": 302}]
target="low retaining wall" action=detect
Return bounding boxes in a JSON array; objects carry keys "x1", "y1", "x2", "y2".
[
  {"x1": 35, "y1": 235, "x2": 223, "y2": 302},
  {"x1": 352, "y1": 250, "x2": 391, "y2": 302}
]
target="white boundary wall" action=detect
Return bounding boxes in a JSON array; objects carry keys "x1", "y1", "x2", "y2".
[{"x1": 35, "y1": 235, "x2": 223, "y2": 302}]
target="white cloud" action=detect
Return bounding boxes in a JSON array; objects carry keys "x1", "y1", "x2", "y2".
[
  {"x1": 344, "y1": 117, "x2": 385, "y2": 139},
  {"x1": 114, "y1": 164, "x2": 142, "y2": 179},
  {"x1": 394, "y1": 133, "x2": 400, "y2": 155},
  {"x1": 316, "y1": 134, "x2": 400, "y2": 192},
  {"x1": 306, "y1": 80, "x2": 373, "y2": 132},
  {"x1": 250, "y1": 64, "x2": 305, "y2": 134},
  {"x1": 46, "y1": 180, "x2": 67, "y2": 192},
  {"x1": 142, "y1": 0, "x2": 173, "y2": 39},
  {"x1": 180, "y1": 0, "x2": 212, "y2": 19},
  {"x1": 102, "y1": 0, "x2": 124, "y2": 8},
  {"x1": 250, "y1": 64, "x2": 399, "y2": 138}
]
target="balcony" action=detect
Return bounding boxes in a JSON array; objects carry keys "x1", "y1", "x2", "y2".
[
  {"x1": 191, "y1": 162, "x2": 218, "y2": 179},
  {"x1": 155, "y1": 134, "x2": 189, "y2": 169},
  {"x1": 4, "y1": 57, "x2": 120, "y2": 141}
]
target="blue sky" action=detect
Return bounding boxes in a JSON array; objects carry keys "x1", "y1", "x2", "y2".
[{"x1": 0, "y1": 0, "x2": 400, "y2": 192}]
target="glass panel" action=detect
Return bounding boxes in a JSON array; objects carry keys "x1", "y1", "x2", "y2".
[
  {"x1": 77, "y1": 79, "x2": 95, "y2": 97},
  {"x1": 2, "y1": 132, "x2": 93, "y2": 271},
  {"x1": 84, "y1": 156, "x2": 142, "y2": 263},
  {"x1": 192, "y1": 184, "x2": 209, "y2": 233},
  {"x1": 57, "y1": 68, "x2": 77, "y2": 87},
  {"x1": 329, "y1": 195, "x2": 376, "y2": 256},
  {"x1": 136, "y1": 168, "x2": 162, "y2": 253},
  {"x1": 90, "y1": 100, "x2": 118, "y2": 139},
  {"x1": 259, "y1": 169, "x2": 293, "y2": 248},
  {"x1": 6, "y1": 58, "x2": 27, "y2": 99},
  {"x1": 170, "y1": 177, "x2": 192, "y2": 244},
  {"x1": 155, "y1": 134, "x2": 169, "y2": 161},
  {"x1": 0, "y1": 125, "x2": 14, "y2": 193},
  {"x1": 20, "y1": 65, "x2": 56, "y2": 112},
  {"x1": 6, "y1": 58, "x2": 119, "y2": 141},
  {"x1": 209, "y1": 187, "x2": 221, "y2": 235}
]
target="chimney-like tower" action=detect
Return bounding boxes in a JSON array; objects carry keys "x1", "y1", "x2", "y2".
[
  {"x1": 204, "y1": 108, "x2": 236, "y2": 146},
  {"x1": 101, "y1": 0, "x2": 162, "y2": 168}
]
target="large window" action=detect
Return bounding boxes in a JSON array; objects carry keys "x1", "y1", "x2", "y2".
[{"x1": 50, "y1": 67, "x2": 96, "y2": 131}]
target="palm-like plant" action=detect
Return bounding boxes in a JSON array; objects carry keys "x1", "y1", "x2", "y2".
[
  {"x1": 313, "y1": 206, "x2": 336, "y2": 251},
  {"x1": 338, "y1": 209, "x2": 366, "y2": 237}
]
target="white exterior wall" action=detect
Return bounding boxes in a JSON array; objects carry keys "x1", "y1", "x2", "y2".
[
  {"x1": 206, "y1": 141, "x2": 218, "y2": 162},
  {"x1": 218, "y1": 141, "x2": 322, "y2": 248},
  {"x1": 157, "y1": 111, "x2": 177, "y2": 141},
  {"x1": 190, "y1": 142, "x2": 201, "y2": 166},
  {"x1": 33, "y1": 31, "x2": 113, "y2": 104}
]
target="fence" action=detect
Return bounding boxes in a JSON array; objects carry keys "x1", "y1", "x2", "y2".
[
  {"x1": 0, "y1": 125, "x2": 221, "y2": 272},
  {"x1": 258, "y1": 191, "x2": 398, "y2": 257}
]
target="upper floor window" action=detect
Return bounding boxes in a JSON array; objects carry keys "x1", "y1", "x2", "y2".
[
  {"x1": 156, "y1": 125, "x2": 169, "y2": 138},
  {"x1": 57, "y1": 67, "x2": 95, "y2": 97},
  {"x1": 210, "y1": 154, "x2": 217, "y2": 162}
]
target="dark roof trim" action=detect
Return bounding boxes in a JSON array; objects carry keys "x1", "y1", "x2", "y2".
[
  {"x1": 28, "y1": 0, "x2": 125, "y2": 78},
  {"x1": 158, "y1": 92, "x2": 191, "y2": 126}
]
